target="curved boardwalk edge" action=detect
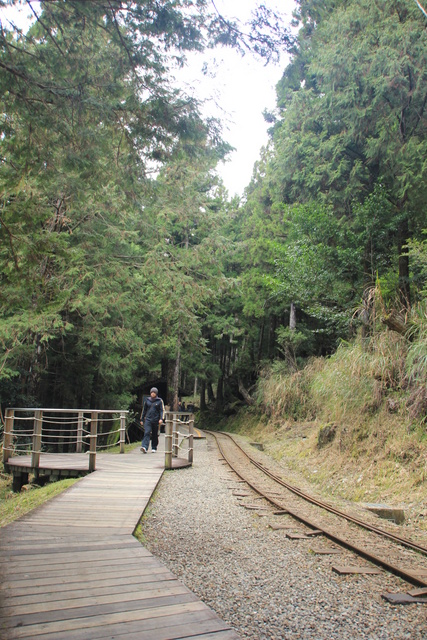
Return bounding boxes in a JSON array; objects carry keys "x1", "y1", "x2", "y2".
[{"x1": 0, "y1": 446, "x2": 240, "y2": 640}]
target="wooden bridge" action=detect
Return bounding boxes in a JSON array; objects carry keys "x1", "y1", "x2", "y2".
[
  {"x1": 0, "y1": 438, "x2": 239, "y2": 639},
  {"x1": 2, "y1": 408, "x2": 197, "y2": 491}
]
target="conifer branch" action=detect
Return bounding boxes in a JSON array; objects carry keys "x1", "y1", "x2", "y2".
[
  {"x1": 25, "y1": 0, "x2": 66, "y2": 57},
  {"x1": 0, "y1": 216, "x2": 20, "y2": 271}
]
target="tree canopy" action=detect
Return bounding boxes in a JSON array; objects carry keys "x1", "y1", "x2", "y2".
[{"x1": 1, "y1": 0, "x2": 426, "y2": 419}]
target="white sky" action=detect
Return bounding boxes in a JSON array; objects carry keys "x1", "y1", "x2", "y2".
[
  {"x1": 179, "y1": 0, "x2": 296, "y2": 196},
  {"x1": 1, "y1": 0, "x2": 297, "y2": 197}
]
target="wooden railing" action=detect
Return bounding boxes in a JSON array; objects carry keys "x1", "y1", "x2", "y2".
[
  {"x1": 2, "y1": 408, "x2": 128, "y2": 473},
  {"x1": 164, "y1": 412, "x2": 194, "y2": 469}
]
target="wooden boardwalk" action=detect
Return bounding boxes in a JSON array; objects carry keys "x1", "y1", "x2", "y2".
[{"x1": 0, "y1": 443, "x2": 240, "y2": 640}]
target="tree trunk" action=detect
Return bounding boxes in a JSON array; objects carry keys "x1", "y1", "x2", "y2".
[
  {"x1": 200, "y1": 379, "x2": 207, "y2": 411},
  {"x1": 165, "y1": 359, "x2": 175, "y2": 407},
  {"x1": 216, "y1": 375, "x2": 224, "y2": 411},
  {"x1": 238, "y1": 378, "x2": 254, "y2": 406},
  {"x1": 268, "y1": 315, "x2": 277, "y2": 359},
  {"x1": 397, "y1": 217, "x2": 411, "y2": 309},
  {"x1": 382, "y1": 310, "x2": 407, "y2": 335},
  {"x1": 290, "y1": 302, "x2": 297, "y2": 330},
  {"x1": 207, "y1": 381, "x2": 215, "y2": 403},
  {"x1": 257, "y1": 320, "x2": 265, "y2": 364},
  {"x1": 161, "y1": 358, "x2": 173, "y2": 406},
  {"x1": 171, "y1": 338, "x2": 181, "y2": 411}
]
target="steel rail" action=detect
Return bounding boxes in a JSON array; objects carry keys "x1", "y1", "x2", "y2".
[
  {"x1": 212, "y1": 431, "x2": 427, "y2": 588},
  {"x1": 218, "y1": 431, "x2": 427, "y2": 556}
]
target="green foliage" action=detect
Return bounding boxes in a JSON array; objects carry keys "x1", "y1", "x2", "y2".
[
  {"x1": 255, "y1": 328, "x2": 412, "y2": 426},
  {"x1": 270, "y1": 0, "x2": 427, "y2": 306},
  {"x1": 256, "y1": 361, "x2": 318, "y2": 422},
  {"x1": 273, "y1": 202, "x2": 355, "y2": 320},
  {"x1": 406, "y1": 303, "x2": 427, "y2": 421},
  {"x1": 0, "y1": 1, "x2": 243, "y2": 409},
  {"x1": 407, "y1": 232, "x2": 427, "y2": 300},
  {"x1": 1, "y1": 0, "x2": 427, "y2": 425},
  {"x1": 276, "y1": 326, "x2": 315, "y2": 368},
  {"x1": 219, "y1": 0, "x2": 427, "y2": 394}
]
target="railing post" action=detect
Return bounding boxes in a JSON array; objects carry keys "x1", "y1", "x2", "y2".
[
  {"x1": 165, "y1": 413, "x2": 172, "y2": 470},
  {"x1": 31, "y1": 410, "x2": 43, "y2": 471},
  {"x1": 89, "y1": 411, "x2": 98, "y2": 472},
  {"x1": 3, "y1": 408, "x2": 14, "y2": 465},
  {"x1": 76, "y1": 411, "x2": 83, "y2": 453},
  {"x1": 119, "y1": 412, "x2": 126, "y2": 453},
  {"x1": 188, "y1": 415, "x2": 194, "y2": 465},
  {"x1": 172, "y1": 413, "x2": 178, "y2": 457}
]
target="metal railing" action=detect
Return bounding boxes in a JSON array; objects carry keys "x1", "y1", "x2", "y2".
[
  {"x1": 2, "y1": 408, "x2": 128, "y2": 473},
  {"x1": 164, "y1": 411, "x2": 194, "y2": 469}
]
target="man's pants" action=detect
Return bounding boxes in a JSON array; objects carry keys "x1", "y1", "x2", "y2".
[{"x1": 141, "y1": 420, "x2": 159, "y2": 451}]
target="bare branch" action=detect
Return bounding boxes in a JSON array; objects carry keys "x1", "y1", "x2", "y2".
[{"x1": 413, "y1": 0, "x2": 427, "y2": 19}]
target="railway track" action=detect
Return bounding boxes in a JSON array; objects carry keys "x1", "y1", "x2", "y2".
[{"x1": 211, "y1": 431, "x2": 427, "y2": 594}]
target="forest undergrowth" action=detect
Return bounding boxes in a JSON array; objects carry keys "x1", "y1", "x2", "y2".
[{"x1": 221, "y1": 318, "x2": 427, "y2": 531}]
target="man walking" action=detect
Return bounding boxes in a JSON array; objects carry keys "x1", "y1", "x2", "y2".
[{"x1": 140, "y1": 387, "x2": 163, "y2": 453}]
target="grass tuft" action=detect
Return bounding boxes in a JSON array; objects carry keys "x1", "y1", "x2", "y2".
[{"x1": 0, "y1": 468, "x2": 79, "y2": 528}]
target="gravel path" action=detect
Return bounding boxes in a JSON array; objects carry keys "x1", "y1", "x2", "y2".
[{"x1": 141, "y1": 435, "x2": 427, "y2": 639}]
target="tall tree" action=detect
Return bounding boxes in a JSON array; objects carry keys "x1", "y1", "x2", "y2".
[
  {"x1": 137, "y1": 145, "x2": 232, "y2": 408},
  {"x1": 271, "y1": 0, "x2": 427, "y2": 306},
  {"x1": 0, "y1": 0, "x2": 234, "y2": 408}
]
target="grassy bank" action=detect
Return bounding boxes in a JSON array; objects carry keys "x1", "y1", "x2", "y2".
[
  {"x1": 220, "y1": 330, "x2": 427, "y2": 530},
  {"x1": 0, "y1": 469, "x2": 79, "y2": 528}
]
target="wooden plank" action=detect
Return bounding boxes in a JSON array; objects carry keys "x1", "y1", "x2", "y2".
[
  {"x1": 1, "y1": 566, "x2": 172, "y2": 594},
  {"x1": 1, "y1": 570, "x2": 175, "y2": 599},
  {"x1": 407, "y1": 587, "x2": 427, "y2": 597},
  {"x1": 0, "y1": 538, "x2": 143, "y2": 556},
  {"x1": 4, "y1": 583, "x2": 194, "y2": 618},
  {"x1": 8, "y1": 601, "x2": 210, "y2": 637},
  {"x1": 0, "y1": 447, "x2": 240, "y2": 640},
  {"x1": 0, "y1": 540, "x2": 148, "y2": 559},
  {"x1": 332, "y1": 565, "x2": 382, "y2": 575},
  {"x1": 0, "y1": 544, "x2": 152, "y2": 562},
  {"x1": 381, "y1": 592, "x2": 427, "y2": 605},
  {"x1": 1, "y1": 575, "x2": 178, "y2": 606},
  {"x1": 9, "y1": 602, "x2": 231, "y2": 640},
  {"x1": 0, "y1": 549, "x2": 161, "y2": 580},
  {"x1": 1, "y1": 564, "x2": 167, "y2": 591},
  {"x1": 12, "y1": 608, "x2": 233, "y2": 640}
]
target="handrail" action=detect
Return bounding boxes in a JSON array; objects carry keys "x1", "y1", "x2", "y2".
[
  {"x1": 7, "y1": 408, "x2": 125, "y2": 413},
  {"x1": 2, "y1": 408, "x2": 129, "y2": 472},
  {"x1": 164, "y1": 411, "x2": 194, "y2": 470}
]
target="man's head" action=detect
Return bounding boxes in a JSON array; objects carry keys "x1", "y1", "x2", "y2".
[{"x1": 150, "y1": 387, "x2": 158, "y2": 398}]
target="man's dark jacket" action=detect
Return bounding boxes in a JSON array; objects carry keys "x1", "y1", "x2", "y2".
[{"x1": 141, "y1": 396, "x2": 163, "y2": 424}]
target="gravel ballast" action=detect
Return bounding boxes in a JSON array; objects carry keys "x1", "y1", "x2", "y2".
[{"x1": 141, "y1": 435, "x2": 427, "y2": 639}]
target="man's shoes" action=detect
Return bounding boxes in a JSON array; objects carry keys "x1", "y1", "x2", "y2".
[
  {"x1": 140, "y1": 446, "x2": 147, "y2": 453},
  {"x1": 151, "y1": 449, "x2": 157, "y2": 453}
]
